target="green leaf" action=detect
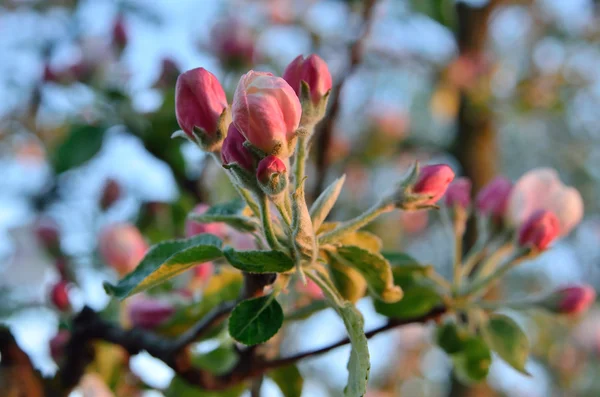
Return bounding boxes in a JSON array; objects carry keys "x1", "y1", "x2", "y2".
[
  {"x1": 338, "y1": 231, "x2": 382, "y2": 253},
  {"x1": 310, "y1": 174, "x2": 346, "y2": 230},
  {"x1": 308, "y1": 270, "x2": 370, "y2": 397},
  {"x1": 483, "y1": 314, "x2": 530, "y2": 375},
  {"x1": 158, "y1": 269, "x2": 242, "y2": 337},
  {"x1": 166, "y1": 376, "x2": 245, "y2": 397},
  {"x1": 328, "y1": 253, "x2": 367, "y2": 303},
  {"x1": 53, "y1": 124, "x2": 105, "y2": 173},
  {"x1": 269, "y1": 365, "x2": 304, "y2": 397},
  {"x1": 191, "y1": 345, "x2": 238, "y2": 375},
  {"x1": 189, "y1": 199, "x2": 259, "y2": 232},
  {"x1": 436, "y1": 322, "x2": 467, "y2": 355},
  {"x1": 384, "y1": 252, "x2": 432, "y2": 289},
  {"x1": 223, "y1": 247, "x2": 294, "y2": 273},
  {"x1": 382, "y1": 252, "x2": 421, "y2": 267},
  {"x1": 452, "y1": 336, "x2": 492, "y2": 384},
  {"x1": 336, "y1": 246, "x2": 402, "y2": 303},
  {"x1": 374, "y1": 285, "x2": 441, "y2": 319},
  {"x1": 104, "y1": 234, "x2": 223, "y2": 299},
  {"x1": 228, "y1": 294, "x2": 283, "y2": 345}
]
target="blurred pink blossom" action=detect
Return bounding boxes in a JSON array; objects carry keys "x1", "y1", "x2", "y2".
[{"x1": 98, "y1": 224, "x2": 148, "y2": 276}]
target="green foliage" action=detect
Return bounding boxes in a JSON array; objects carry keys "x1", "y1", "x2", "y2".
[
  {"x1": 483, "y1": 314, "x2": 530, "y2": 375},
  {"x1": 452, "y1": 336, "x2": 492, "y2": 384},
  {"x1": 53, "y1": 124, "x2": 105, "y2": 173},
  {"x1": 103, "y1": 234, "x2": 223, "y2": 299},
  {"x1": 228, "y1": 294, "x2": 284, "y2": 346},
  {"x1": 165, "y1": 377, "x2": 246, "y2": 397},
  {"x1": 437, "y1": 322, "x2": 467, "y2": 355},
  {"x1": 329, "y1": 256, "x2": 368, "y2": 303},
  {"x1": 269, "y1": 365, "x2": 304, "y2": 397},
  {"x1": 335, "y1": 246, "x2": 402, "y2": 303},
  {"x1": 310, "y1": 175, "x2": 346, "y2": 231},
  {"x1": 223, "y1": 248, "x2": 294, "y2": 273},
  {"x1": 191, "y1": 345, "x2": 239, "y2": 375},
  {"x1": 189, "y1": 199, "x2": 259, "y2": 232},
  {"x1": 374, "y1": 285, "x2": 441, "y2": 318}
]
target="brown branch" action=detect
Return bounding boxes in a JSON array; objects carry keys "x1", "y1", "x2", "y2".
[
  {"x1": 0, "y1": 327, "x2": 46, "y2": 397},
  {"x1": 310, "y1": 0, "x2": 378, "y2": 201}
]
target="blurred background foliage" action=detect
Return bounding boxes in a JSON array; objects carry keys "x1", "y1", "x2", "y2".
[{"x1": 1, "y1": 0, "x2": 600, "y2": 396}]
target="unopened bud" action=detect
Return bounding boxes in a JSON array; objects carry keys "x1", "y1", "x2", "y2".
[
  {"x1": 444, "y1": 177, "x2": 472, "y2": 209},
  {"x1": 476, "y1": 176, "x2": 512, "y2": 218},
  {"x1": 49, "y1": 330, "x2": 70, "y2": 361},
  {"x1": 112, "y1": 15, "x2": 128, "y2": 51},
  {"x1": 398, "y1": 164, "x2": 455, "y2": 210},
  {"x1": 50, "y1": 280, "x2": 70, "y2": 312},
  {"x1": 517, "y1": 209, "x2": 560, "y2": 250},
  {"x1": 98, "y1": 223, "x2": 148, "y2": 276},
  {"x1": 256, "y1": 155, "x2": 288, "y2": 196},
  {"x1": 542, "y1": 285, "x2": 596, "y2": 315},
  {"x1": 127, "y1": 296, "x2": 175, "y2": 329},
  {"x1": 99, "y1": 178, "x2": 121, "y2": 210},
  {"x1": 175, "y1": 67, "x2": 229, "y2": 151},
  {"x1": 35, "y1": 217, "x2": 61, "y2": 256}
]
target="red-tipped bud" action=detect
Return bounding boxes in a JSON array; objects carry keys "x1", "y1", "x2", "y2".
[
  {"x1": 112, "y1": 15, "x2": 128, "y2": 50},
  {"x1": 99, "y1": 178, "x2": 121, "y2": 210},
  {"x1": 127, "y1": 296, "x2": 175, "y2": 330},
  {"x1": 210, "y1": 17, "x2": 255, "y2": 68},
  {"x1": 413, "y1": 164, "x2": 455, "y2": 205},
  {"x1": 476, "y1": 176, "x2": 512, "y2": 218},
  {"x1": 43, "y1": 64, "x2": 58, "y2": 83},
  {"x1": 518, "y1": 210, "x2": 560, "y2": 250},
  {"x1": 256, "y1": 155, "x2": 287, "y2": 192},
  {"x1": 50, "y1": 280, "x2": 70, "y2": 312},
  {"x1": 35, "y1": 217, "x2": 61, "y2": 255},
  {"x1": 221, "y1": 124, "x2": 254, "y2": 171},
  {"x1": 156, "y1": 58, "x2": 180, "y2": 88},
  {"x1": 98, "y1": 224, "x2": 148, "y2": 276},
  {"x1": 444, "y1": 177, "x2": 472, "y2": 208},
  {"x1": 232, "y1": 71, "x2": 301, "y2": 158},
  {"x1": 185, "y1": 204, "x2": 229, "y2": 239},
  {"x1": 283, "y1": 54, "x2": 332, "y2": 105},
  {"x1": 545, "y1": 285, "x2": 596, "y2": 315},
  {"x1": 49, "y1": 330, "x2": 70, "y2": 361},
  {"x1": 175, "y1": 67, "x2": 228, "y2": 143}
]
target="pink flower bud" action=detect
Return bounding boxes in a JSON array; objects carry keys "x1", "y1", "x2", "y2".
[
  {"x1": 256, "y1": 155, "x2": 287, "y2": 185},
  {"x1": 283, "y1": 54, "x2": 332, "y2": 104},
  {"x1": 175, "y1": 67, "x2": 228, "y2": 139},
  {"x1": 35, "y1": 217, "x2": 61, "y2": 254},
  {"x1": 185, "y1": 204, "x2": 229, "y2": 239},
  {"x1": 156, "y1": 58, "x2": 180, "y2": 88},
  {"x1": 413, "y1": 164, "x2": 455, "y2": 205},
  {"x1": 49, "y1": 330, "x2": 70, "y2": 361},
  {"x1": 127, "y1": 296, "x2": 175, "y2": 330},
  {"x1": 50, "y1": 280, "x2": 70, "y2": 311},
  {"x1": 296, "y1": 278, "x2": 324, "y2": 300},
  {"x1": 112, "y1": 15, "x2": 128, "y2": 50},
  {"x1": 444, "y1": 177, "x2": 472, "y2": 208},
  {"x1": 193, "y1": 263, "x2": 214, "y2": 284},
  {"x1": 211, "y1": 17, "x2": 255, "y2": 67},
  {"x1": 232, "y1": 71, "x2": 301, "y2": 157},
  {"x1": 476, "y1": 176, "x2": 512, "y2": 218},
  {"x1": 99, "y1": 224, "x2": 148, "y2": 275},
  {"x1": 518, "y1": 210, "x2": 560, "y2": 250},
  {"x1": 506, "y1": 168, "x2": 583, "y2": 236},
  {"x1": 551, "y1": 285, "x2": 596, "y2": 315},
  {"x1": 99, "y1": 178, "x2": 121, "y2": 210},
  {"x1": 221, "y1": 124, "x2": 254, "y2": 171},
  {"x1": 43, "y1": 64, "x2": 58, "y2": 83}
]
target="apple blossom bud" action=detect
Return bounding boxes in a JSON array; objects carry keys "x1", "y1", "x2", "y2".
[
  {"x1": 283, "y1": 54, "x2": 332, "y2": 105},
  {"x1": 232, "y1": 71, "x2": 301, "y2": 158},
  {"x1": 99, "y1": 224, "x2": 148, "y2": 276},
  {"x1": 156, "y1": 58, "x2": 180, "y2": 88},
  {"x1": 175, "y1": 67, "x2": 229, "y2": 151},
  {"x1": 185, "y1": 204, "x2": 229, "y2": 239},
  {"x1": 518, "y1": 210, "x2": 560, "y2": 250},
  {"x1": 256, "y1": 155, "x2": 288, "y2": 196},
  {"x1": 112, "y1": 15, "x2": 128, "y2": 50},
  {"x1": 412, "y1": 164, "x2": 455, "y2": 205},
  {"x1": 476, "y1": 176, "x2": 512, "y2": 218},
  {"x1": 50, "y1": 280, "x2": 70, "y2": 312},
  {"x1": 49, "y1": 330, "x2": 70, "y2": 361},
  {"x1": 193, "y1": 263, "x2": 214, "y2": 284},
  {"x1": 99, "y1": 178, "x2": 121, "y2": 210},
  {"x1": 35, "y1": 217, "x2": 61, "y2": 255},
  {"x1": 296, "y1": 278, "x2": 324, "y2": 300},
  {"x1": 211, "y1": 17, "x2": 255, "y2": 68},
  {"x1": 444, "y1": 177, "x2": 472, "y2": 208},
  {"x1": 221, "y1": 124, "x2": 254, "y2": 171},
  {"x1": 43, "y1": 64, "x2": 58, "y2": 83},
  {"x1": 127, "y1": 296, "x2": 175, "y2": 329},
  {"x1": 543, "y1": 285, "x2": 596, "y2": 315}
]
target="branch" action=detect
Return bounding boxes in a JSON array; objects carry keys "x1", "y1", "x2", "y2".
[
  {"x1": 310, "y1": 0, "x2": 378, "y2": 200},
  {"x1": 0, "y1": 327, "x2": 46, "y2": 397}
]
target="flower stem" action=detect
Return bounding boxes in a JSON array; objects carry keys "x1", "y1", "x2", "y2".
[
  {"x1": 259, "y1": 194, "x2": 280, "y2": 250},
  {"x1": 318, "y1": 200, "x2": 395, "y2": 245},
  {"x1": 294, "y1": 136, "x2": 308, "y2": 189}
]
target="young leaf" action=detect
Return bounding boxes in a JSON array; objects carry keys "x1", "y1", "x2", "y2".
[
  {"x1": 310, "y1": 174, "x2": 346, "y2": 230},
  {"x1": 335, "y1": 246, "x2": 403, "y2": 303},
  {"x1": 452, "y1": 336, "x2": 492, "y2": 384},
  {"x1": 308, "y1": 270, "x2": 370, "y2": 397},
  {"x1": 269, "y1": 364, "x2": 304, "y2": 397},
  {"x1": 328, "y1": 254, "x2": 367, "y2": 303},
  {"x1": 189, "y1": 199, "x2": 259, "y2": 232},
  {"x1": 191, "y1": 345, "x2": 238, "y2": 375},
  {"x1": 228, "y1": 294, "x2": 283, "y2": 346},
  {"x1": 166, "y1": 376, "x2": 245, "y2": 397},
  {"x1": 223, "y1": 247, "x2": 294, "y2": 273},
  {"x1": 483, "y1": 314, "x2": 530, "y2": 375},
  {"x1": 373, "y1": 285, "x2": 441, "y2": 319},
  {"x1": 53, "y1": 124, "x2": 105, "y2": 173},
  {"x1": 436, "y1": 322, "x2": 467, "y2": 355},
  {"x1": 382, "y1": 251, "x2": 421, "y2": 267},
  {"x1": 338, "y1": 231, "x2": 382, "y2": 253},
  {"x1": 103, "y1": 234, "x2": 223, "y2": 299}
]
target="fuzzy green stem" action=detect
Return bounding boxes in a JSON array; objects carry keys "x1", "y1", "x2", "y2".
[
  {"x1": 294, "y1": 136, "x2": 308, "y2": 188},
  {"x1": 465, "y1": 248, "x2": 530, "y2": 299},
  {"x1": 427, "y1": 270, "x2": 453, "y2": 294},
  {"x1": 472, "y1": 242, "x2": 513, "y2": 281},
  {"x1": 272, "y1": 194, "x2": 292, "y2": 228},
  {"x1": 259, "y1": 194, "x2": 280, "y2": 250},
  {"x1": 318, "y1": 200, "x2": 395, "y2": 245}
]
